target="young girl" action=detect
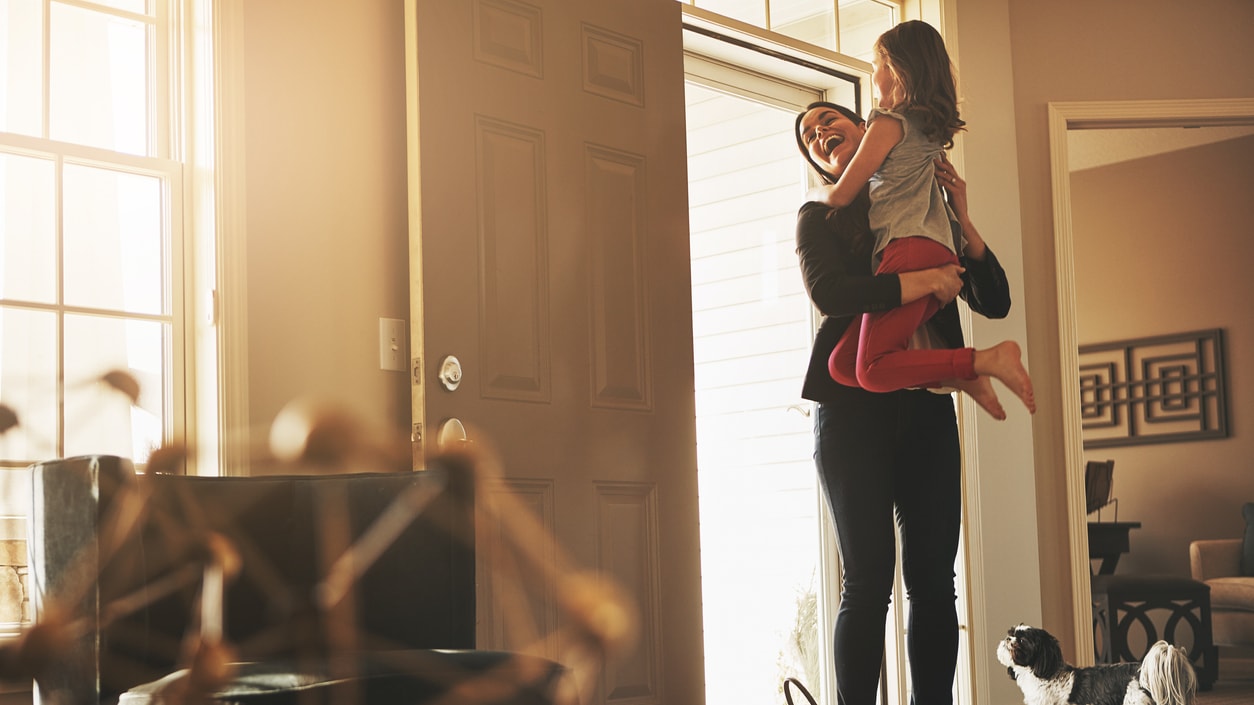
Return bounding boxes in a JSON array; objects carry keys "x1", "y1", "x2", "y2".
[{"x1": 803, "y1": 20, "x2": 1033, "y2": 419}]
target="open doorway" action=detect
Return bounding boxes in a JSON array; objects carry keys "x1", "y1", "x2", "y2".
[
  {"x1": 1047, "y1": 98, "x2": 1254, "y2": 664},
  {"x1": 685, "y1": 79, "x2": 832, "y2": 705}
]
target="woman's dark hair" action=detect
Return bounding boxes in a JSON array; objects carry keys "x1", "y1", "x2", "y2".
[
  {"x1": 874, "y1": 20, "x2": 966, "y2": 148},
  {"x1": 794, "y1": 101, "x2": 864, "y2": 185},
  {"x1": 793, "y1": 101, "x2": 874, "y2": 251}
]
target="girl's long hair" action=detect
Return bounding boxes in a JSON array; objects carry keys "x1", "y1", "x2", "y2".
[{"x1": 875, "y1": 20, "x2": 966, "y2": 148}]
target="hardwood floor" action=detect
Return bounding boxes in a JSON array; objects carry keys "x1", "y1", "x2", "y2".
[{"x1": 1198, "y1": 653, "x2": 1254, "y2": 705}]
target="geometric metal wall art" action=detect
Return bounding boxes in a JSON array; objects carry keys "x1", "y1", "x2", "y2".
[{"x1": 1079, "y1": 328, "x2": 1229, "y2": 448}]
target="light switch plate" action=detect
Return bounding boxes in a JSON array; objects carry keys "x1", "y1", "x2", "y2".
[{"x1": 379, "y1": 318, "x2": 407, "y2": 371}]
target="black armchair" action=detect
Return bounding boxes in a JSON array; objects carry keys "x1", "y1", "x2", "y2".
[{"x1": 24, "y1": 454, "x2": 561, "y2": 704}]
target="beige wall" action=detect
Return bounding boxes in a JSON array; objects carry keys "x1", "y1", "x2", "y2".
[
  {"x1": 240, "y1": 0, "x2": 412, "y2": 443},
  {"x1": 986, "y1": 0, "x2": 1254, "y2": 660},
  {"x1": 945, "y1": 3, "x2": 1046, "y2": 696},
  {"x1": 1071, "y1": 135, "x2": 1254, "y2": 575}
]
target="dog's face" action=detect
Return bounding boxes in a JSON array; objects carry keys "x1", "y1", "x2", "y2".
[{"x1": 997, "y1": 624, "x2": 1065, "y2": 681}]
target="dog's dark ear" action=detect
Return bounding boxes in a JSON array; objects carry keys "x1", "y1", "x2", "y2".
[
  {"x1": 1027, "y1": 629, "x2": 1064, "y2": 679},
  {"x1": 1006, "y1": 665, "x2": 1016, "y2": 681}
]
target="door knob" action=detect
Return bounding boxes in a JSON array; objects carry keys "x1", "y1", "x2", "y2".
[{"x1": 437, "y1": 417, "x2": 468, "y2": 451}]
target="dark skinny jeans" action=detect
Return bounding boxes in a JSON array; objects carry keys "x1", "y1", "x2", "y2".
[{"x1": 814, "y1": 386, "x2": 962, "y2": 705}]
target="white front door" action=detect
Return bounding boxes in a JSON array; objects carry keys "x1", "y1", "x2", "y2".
[{"x1": 405, "y1": 1, "x2": 703, "y2": 703}]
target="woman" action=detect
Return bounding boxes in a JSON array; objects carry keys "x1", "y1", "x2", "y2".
[{"x1": 794, "y1": 100, "x2": 1012, "y2": 704}]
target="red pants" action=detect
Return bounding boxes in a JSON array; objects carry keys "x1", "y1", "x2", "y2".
[{"x1": 828, "y1": 237, "x2": 976, "y2": 392}]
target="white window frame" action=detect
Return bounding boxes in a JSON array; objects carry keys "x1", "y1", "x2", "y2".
[
  {"x1": 0, "y1": 0, "x2": 220, "y2": 635},
  {"x1": 0, "y1": 0, "x2": 224, "y2": 470},
  {"x1": 680, "y1": 0, "x2": 913, "y2": 58}
]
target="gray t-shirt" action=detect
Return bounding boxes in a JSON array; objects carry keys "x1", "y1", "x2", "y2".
[{"x1": 867, "y1": 108, "x2": 965, "y2": 268}]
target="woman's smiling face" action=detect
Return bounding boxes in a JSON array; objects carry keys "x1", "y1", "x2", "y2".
[{"x1": 798, "y1": 107, "x2": 865, "y2": 181}]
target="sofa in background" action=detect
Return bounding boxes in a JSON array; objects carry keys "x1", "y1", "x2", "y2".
[
  {"x1": 1190, "y1": 502, "x2": 1254, "y2": 660},
  {"x1": 25, "y1": 454, "x2": 562, "y2": 704}
]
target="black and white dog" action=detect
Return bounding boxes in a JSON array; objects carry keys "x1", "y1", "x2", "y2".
[{"x1": 997, "y1": 625, "x2": 1196, "y2": 705}]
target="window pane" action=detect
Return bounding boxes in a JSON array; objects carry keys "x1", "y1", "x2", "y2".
[
  {"x1": 770, "y1": 0, "x2": 835, "y2": 51},
  {"x1": 694, "y1": 0, "x2": 766, "y2": 28},
  {"x1": 64, "y1": 313, "x2": 164, "y2": 461},
  {"x1": 691, "y1": 0, "x2": 897, "y2": 59},
  {"x1": 838, "y1": 0, "x2": 896, "y2": 62},
  {"x1": 63, "y1": 163, "x2": 164, "y2": 315},
  {"x1": 0, "y1": 480, "x2": 29, "y2": 525},
  {"x1": 0, "y1": 0, "x2": 44, "y2": 137},
  {"x1": 50, "y1": 2, "x2": 149, "y2": 155},
  {"x1": 0, "y1": 153, "x2": 57, "y2": 304},
  {"x1": 0, "y1": 307, "x2": 57, "y2": 462},
  {"x1": 89, "y1": 0, "x2": 151, "y2": 14}
]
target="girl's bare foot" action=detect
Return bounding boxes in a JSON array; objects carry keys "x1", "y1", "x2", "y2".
[
  {"x1": 973, "y1": 341, "x2": 1035, "y2": 413},
  {"x1": 950, "y1": 376, "x2": 1006, "y2": 420}
]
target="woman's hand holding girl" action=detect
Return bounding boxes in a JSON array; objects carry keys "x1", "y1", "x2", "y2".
[
  {"x1": 900, "y1": 263, "x2": 964, "y2": 307},
  {"x1": 935, "y1": 157, "x2": 987, "y2": 261}
]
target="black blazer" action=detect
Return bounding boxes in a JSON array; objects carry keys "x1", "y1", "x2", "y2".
[{"x1": 795, "y1": 192, "x2": 1011, "y2": 403}]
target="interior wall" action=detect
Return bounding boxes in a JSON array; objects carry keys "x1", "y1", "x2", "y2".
[
  {"x1": 1071, "y1": 135, "x2": 1254, "y2": 575},
  {"x1": 240, "y1": 0, "x2": 412, "y2": 444},
  {"x1": 944, "y1": 3, "x2": 1044, "y2": 700},
  {"x1": 991, "y1": 0, "x2": 1254, "y2": 659}
]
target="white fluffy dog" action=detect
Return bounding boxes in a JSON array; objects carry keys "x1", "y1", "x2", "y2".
[{"x1": 997, "y1": 625, "x2": 1196, "y2": 705}]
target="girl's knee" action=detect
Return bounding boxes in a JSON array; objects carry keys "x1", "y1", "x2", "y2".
[{"x1": 855, "y1": 363, "x2": 894, "y2": 393}]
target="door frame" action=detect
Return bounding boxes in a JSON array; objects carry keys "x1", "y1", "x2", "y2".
[{"x1": 1047, "y1": 97, "x2": 1254, "y2": 663}]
